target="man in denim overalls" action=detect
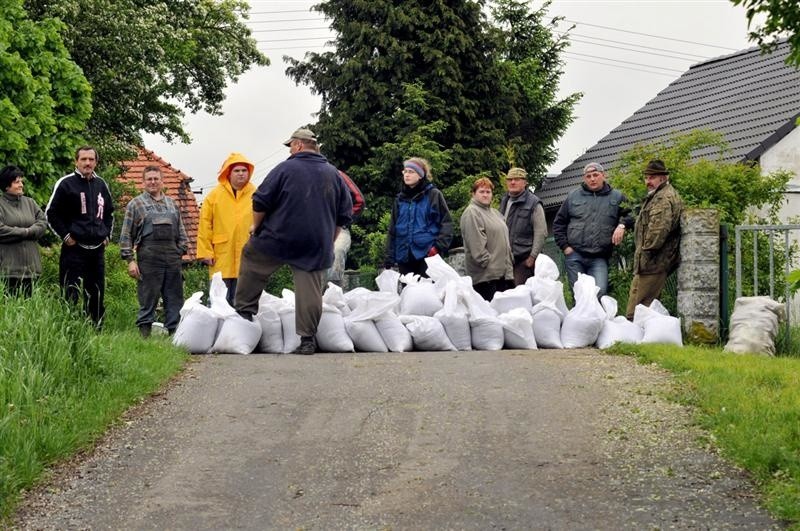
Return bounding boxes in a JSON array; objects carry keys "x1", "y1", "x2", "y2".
[{"x1": 119, "y1": 165, "x2": 188, "y2": 337}]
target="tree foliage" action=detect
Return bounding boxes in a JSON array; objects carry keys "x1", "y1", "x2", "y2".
[
  {"x1": 286, "y1": 0, "x2": 578, "y2": 189},
  {"x1": 731, "y1": 0, "x2": 800, "y2": 67},
  {"x1": 0, "y1": 0, "x2": 92, "y2": 203},
  {"x1": 24, "y1": 0, "x2": 268, "y2": 149},
  {"x1": 609, "y1": 130, "x2": 790, "y2": 226}
]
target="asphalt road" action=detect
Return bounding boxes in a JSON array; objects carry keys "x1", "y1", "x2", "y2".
[{"x1": 14, "y1": 349, "x2": 781, "y2": 530}]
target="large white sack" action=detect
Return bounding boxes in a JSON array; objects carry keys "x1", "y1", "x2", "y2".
[
  {"x1": 531, "y1": 302, "x2": 564, "y2": 348},
  {"x1": 724, "y1": 296, "x2": 785, "y2": 355},
  {"x1": 533, "y1": 253, "x2": 561, "y2": 280},
  {"x1": 173, "y1": 292, "x2": 220, "y2": 353},
  {"x1": 527, "y1": 276, "x2": 568, "y2": 317},
  {"x1": 345, "y1": 319, "x2": 388, "y2": 352},
  {"x1": 499, "y1": 308, "x2": 537, "y2": 350},
  {"x1": 344, "y1": 288, "x2": 399, "y2": 318},
  {"x1": 561, "y1": 273, "x2": 606, "y2": 348},
  {"x1": 633, "y1": 300, "x2": 683, "y2": 346},
  {"x1": 323, "y1": 283, "x2": 352, "y2": 316},
  {"x1": 316, "y1": 308, "x2": 354, "y2": 352},
  {"x1": 400, "y1": 315, "x2": 457, "y2": 351},
  {"x1": 275, "y1": 290, "x2": 302, "y2": 353},
  {"x1": 491, "y1": 285, "x2": 534, "y2": 315},
  {"x1": 434, "y1": 281, "x2": 472, "y2": 351},
  {"x1": 424, "y1": 254, "x2": 461, "y2": 285},
  {"x1": 469, "y1": 316, "x2": 505, "y2": 351},
  {"x1": 399, "y1": 274, "x2": 442, "y2": 316},
  {"x1": 208, "y1": 272, "x2": 237, "y2": 318},
  {"x1": 595, "y1": 295, "x2": 643, "y2": 349},
  {"x1": 375, "y1": 316, "x2": 414, "y2": 352},
  {"x1": 254, "y1": 291, "x2": 285, "y2": 353},
  {"x1": 375, "y1": 268, "x2": 401, "y2": 294},
  {"x1": 212, "y1": 315, "x2": 262, "y2": 354}
]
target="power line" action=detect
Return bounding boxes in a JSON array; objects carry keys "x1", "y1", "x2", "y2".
[
  {"x1": 563, "y1": 54, "x2": 677, "y2": 78},
  {"x1": 246, "y1": 17, "x2": 321, "y2": 24},
  {"x1": 248, "y1": 9, "x2": 315, "y2": 15},
  {"x1": 249, "y1": 26, "x2": 329, "y2": 33},
  {"x1": 562, "y1": 32, "x2": 711, "y2": 60},
  {"x1": 564, "y1": 19, "x2": 739, "y2": 51},
  {"x1": 568, "y1": 37, "x2": 701, "y2": 62},
  {"x1": 257, "y1": 36, "x2": 331, "y2": 43},
  {"x1": 564, "y1": 51, "x2": 685, "y2": 73}
]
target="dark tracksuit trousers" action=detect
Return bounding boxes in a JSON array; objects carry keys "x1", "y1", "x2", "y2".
[{"x1": 60, "y1": 244, "x2": 106, "y2": 325}]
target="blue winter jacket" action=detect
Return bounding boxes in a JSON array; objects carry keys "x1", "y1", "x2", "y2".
[{"x1": 385, "y1": 182, "x2": 453, "y2": 265}]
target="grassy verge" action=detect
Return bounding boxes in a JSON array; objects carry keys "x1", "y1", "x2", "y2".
[
  {"x1": 606, "y1": 342, "x2": 800, "y2": 526},
  {"x1": 0, "y1": 286, "x2": 187, "y2": 520}
]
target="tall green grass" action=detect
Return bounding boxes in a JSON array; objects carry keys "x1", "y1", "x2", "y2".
[
  {"x1": 0, "y1": 286, "x2": 187, "y2": 519},
  {"x1": 607, "y1": 343, "x2": 800, "y2": 525}
]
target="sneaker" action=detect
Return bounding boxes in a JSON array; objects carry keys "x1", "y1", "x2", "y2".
[{"x1": 292, "y1": 336, "x2": 316, "y2": 355}]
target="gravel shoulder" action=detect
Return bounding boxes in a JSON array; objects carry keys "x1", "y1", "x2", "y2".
[{"x1": 12, "y1": 349, "x2": 782, "y2": 530}]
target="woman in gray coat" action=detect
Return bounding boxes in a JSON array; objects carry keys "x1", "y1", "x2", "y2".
[
  {"x1": 460, "y1": 177, "x2": 514, "y2": 301},
  {"x1": 0, "y1": 165, "x2": 47, "y2": 296}
]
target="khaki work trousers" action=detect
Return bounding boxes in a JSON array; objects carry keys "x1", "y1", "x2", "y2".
[
  {"x1": 234, "y1": 241, "x2": 326, "y2": 337},
  {"x1": 625, "y1": 272, "x2": 668, "y2": 320}
]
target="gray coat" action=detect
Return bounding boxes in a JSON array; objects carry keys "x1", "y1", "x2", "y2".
[
  {"x1": 0, "y1": 192, "x2": 47, "y2": 278},
  {"x1": 460, "y1": 198, "x2": 513, "y2": 284}
]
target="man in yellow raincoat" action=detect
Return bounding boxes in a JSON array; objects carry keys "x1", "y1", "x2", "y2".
[{"x1": 197, "y1": 153, "x2": 255, "y2": 304}]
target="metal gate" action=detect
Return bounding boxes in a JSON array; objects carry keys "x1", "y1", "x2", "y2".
[{"x1": 734, "y1": 224, "x2": 800, "y2": 325}]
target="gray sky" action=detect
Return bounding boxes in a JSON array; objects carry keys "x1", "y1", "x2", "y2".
[{"x1": 142, "y1": 0, "x2": 756, "y2": 196}]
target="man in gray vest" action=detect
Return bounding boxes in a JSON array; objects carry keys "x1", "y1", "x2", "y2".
[
  {"x1": 553, "y1": 161, "x2": 633, "y2": 297},
  {"x1": 499, "y1": 167, "x2": 547, "y2": 285},
  {"x1": 119, "y1": 165, "x2": 188, "y2": 337}
]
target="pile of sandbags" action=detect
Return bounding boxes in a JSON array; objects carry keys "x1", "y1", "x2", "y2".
[{"x1": 173, "y1": 256, "x2": 687, "y2": 354}]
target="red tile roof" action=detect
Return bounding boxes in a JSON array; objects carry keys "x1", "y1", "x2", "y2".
[{"x1": 117, "y1": 147, "x2": 200, "y2": 261}]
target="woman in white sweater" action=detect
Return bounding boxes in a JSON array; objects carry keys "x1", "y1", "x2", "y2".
[{"x1": 460, "y1": 177, "x2": 513, "y2": 301}]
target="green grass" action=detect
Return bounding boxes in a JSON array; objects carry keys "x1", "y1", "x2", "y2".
[
  {"x1": 606, "y1": 342, "x2": 800, "y2": 526},
  {"x1": 0, "y1": 285, "x2": 187, "y2": 520}
]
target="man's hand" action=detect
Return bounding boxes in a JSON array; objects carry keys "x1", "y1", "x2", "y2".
[
  {"x1": 612, "y1": 225, "x2": 626, "y2": 245},
  {"x1": 127, "y1": 261, "x2": 141, "y2": 280},
  {"x1": 200, "y1": 258, "x2": 214, "y2": 266},
  {"x1": 64, "y1": 234, "x2": 77, "y2": 246},
  {"x1": 524, "y1": 255, "x2": 535, "y2": 269},
  {"x1": 563, "y1": 246, "x2": 574, "y2": 255},
  {"x1": 427, "y1": 246, "x2": 438, "y2": 257}
]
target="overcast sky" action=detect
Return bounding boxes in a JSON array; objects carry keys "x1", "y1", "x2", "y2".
[{"x1": 142, "y1": 0, "x2": 756, "y2": 196}]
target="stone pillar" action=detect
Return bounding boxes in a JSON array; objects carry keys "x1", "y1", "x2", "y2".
[{"x1": 677, "y1": 208, "x2": 720, "y2": 344}]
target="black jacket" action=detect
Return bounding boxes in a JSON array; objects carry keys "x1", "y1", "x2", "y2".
[{"x1": 46, "y1": 171, "x2": 114, "y2": 247}]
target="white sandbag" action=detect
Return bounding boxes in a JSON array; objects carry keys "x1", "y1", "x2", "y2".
[
  {"x1": 633, "y1": 300, "x2": 683, "y2": 346},
  {"x1": 375, "y1": 316, "x2": 414, "y2": 352},
  {"x1": 399, "y1": 274, "x2": 442, "y2": 316},
  {"x1": 531, "y1": 302, "x2": 564, "y2": 348},
  {"x1": 595, "y1": 296, "x2": 642, "y2": 348},
  {"x1": 491, "y1": 285, "x2": 534, "y2": 314},
  {"x1": 424, "y1": 254, "x2": 461, "y2": 285},
  {"x1": 344, "y1": 318, "x2": 388, "y2": 352},
  {"x1": 208, "y1": 272, "x2": 237, "y2": 318},
  {"x1": 499, "y1": 308, "x2": 537, "y2": 350},
  {"x1": 344, "y1": 288, "x2": 399, "y2": 317},
  {"x1": 527, "y1": 276, "x2": 568, "y2": 317},
  {"x1": 469, "y1": 316, "x2": 505, "y2": 351},
  {"x1": 316, "y1": 307, "x2": 354, "y2": 352},
  {"x1": 724, "y1": 296, "x2": 785, "y2": 356},
  {"x1": 211, "y1": 315, "x2": 262, "y2": 354},
  {"x1": 276, "y1": 289, "x2": 301, "y2": 353},
  {"x1": 375, "y1": 268, "x2": 401, "y2": 294},
  {"x1": 400, "y1": 315, "x2": 457, "y2": 351},
  {"x1": 434, "y1": 281, "x2": 472, "y2": 351},
  {"x1": 323, "y1": 282, "x2": 352, "y2": 316},
  {"x1": 172, "y1": 292, "x2": 220, "y2": 354},
  {"x1": 533, "y1": 253, "x2": 561, "y2": 280},
  {"x1": 561, "y1": 273, "x2": 606, "y2": 348}
]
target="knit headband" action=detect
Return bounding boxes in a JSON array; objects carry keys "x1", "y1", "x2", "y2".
[{"x1": 404, "y1": 161, "x2": 426, "y2": 180}]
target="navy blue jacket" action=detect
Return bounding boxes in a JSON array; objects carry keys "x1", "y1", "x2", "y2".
[{"x1": 251, "y1": 152, "x2": 352, "y2": 271}]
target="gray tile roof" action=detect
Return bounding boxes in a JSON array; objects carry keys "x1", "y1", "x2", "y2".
[{"x1": 538, "y1": 40, "x2": 800, "y2": 210}]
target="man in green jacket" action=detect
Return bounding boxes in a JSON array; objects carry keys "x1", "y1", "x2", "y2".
[{"x1": 625, "y1": 159, "x2": 683, "y2": 320}]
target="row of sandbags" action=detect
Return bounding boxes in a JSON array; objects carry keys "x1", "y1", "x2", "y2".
[{"x1": 171, "y1": 255, "x2": 683, "y2": 355}]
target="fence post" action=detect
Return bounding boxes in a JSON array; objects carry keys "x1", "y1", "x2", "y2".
[{"x1": 678, "y1": 208, "x2": 720, "y2": 344}]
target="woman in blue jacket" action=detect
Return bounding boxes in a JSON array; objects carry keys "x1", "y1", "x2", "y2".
[{"x1": 384, "y1": 157, "x2": 453, "y2": 276}]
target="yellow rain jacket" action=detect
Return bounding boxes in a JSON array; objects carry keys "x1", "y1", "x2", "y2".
[{"x1": 197, "y1": 153, "x2": 256, "y2": 279}]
